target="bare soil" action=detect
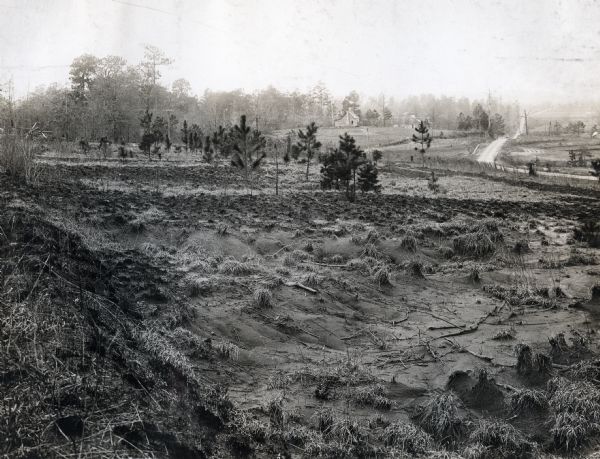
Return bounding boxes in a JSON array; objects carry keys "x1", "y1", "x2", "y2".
[{"x1": 2, "y1": 154, "x2": 600, "y2": 458}]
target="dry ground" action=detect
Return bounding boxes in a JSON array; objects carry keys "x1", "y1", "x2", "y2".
[{"x1": 2, "y1": 148, "x2": 600, "y2": 458}]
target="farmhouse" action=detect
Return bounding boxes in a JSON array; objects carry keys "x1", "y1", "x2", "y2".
[{"x1": 334, "y1": 109, "x2": 360, "y2": 127}]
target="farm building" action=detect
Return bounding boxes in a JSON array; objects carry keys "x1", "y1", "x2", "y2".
[{"x1": 334, "y1": 109, "x2": 360, "y2": 127}]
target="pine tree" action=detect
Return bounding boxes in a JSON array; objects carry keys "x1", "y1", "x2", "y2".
[
  {"x1": 338, "y1": 133, "x2": 366, "y2": 200},
  {"x1": 230, "y1": 115, "x2": 266, "y2": 194},
  {"x1": 357, "y1": 161, "x2": 381, "y2": 194},
  {"x1": 372, "y1": 149, "x2": 382, "y2": 165},
  {"x1": 412, "y1": 120, "x2": 432, "y2": 166},
  {"x1": 293, "y1": 122, "x2": 322, "y2": 181}
]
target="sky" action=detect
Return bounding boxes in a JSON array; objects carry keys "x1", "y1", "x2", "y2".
[{"x1": 1, "y1": 0, "x2": 600, "y2": 104}]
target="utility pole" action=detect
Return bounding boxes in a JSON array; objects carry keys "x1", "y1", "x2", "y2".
[{"x1": 524, "y1": 110, "x2": 529, "y2": 135}]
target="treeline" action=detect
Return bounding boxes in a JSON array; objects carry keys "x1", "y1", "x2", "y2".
[{"x1": 0, "y1": 45, "x2": 521, "y2": 142}]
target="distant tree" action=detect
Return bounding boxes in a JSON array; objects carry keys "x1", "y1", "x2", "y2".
[
  {"x1": 590, "y1": 159, "x2": 600, "y2": 181},
  {"x1": 139, "y1": 132, "x2": 155, "y2": 159},
  {"x1": 472, "y1": 104, "x2": 489, "y2": 133},
  {"x1": 293, "y1": 122, "x2": 322, "y2": 181},
  {"x1": 181, "y1": 120, "x2": 189, "y2": 152},
  {"x1": 202, "y1": 135, "x2": 213, "y2": 162},
  {"x1": 342, "y1": 91, "x2": 362, "y2": 118},
  {"x1": 591, "y1": 124, "x2": 598, "y2": 138},
  {"x1": 412, "y1": 120, "x2": 433, "y2": 166},
  {"x1": 372, "y1": 149, "x2": 383, "y2": 165},
  {"x1": 230, "y1": 115, "x2": 267, "y2": 194},
  {"x1": 364, "y1": 109, "x2": 380, "y2": 126},
  {"x1": 382, "y1": 107, "x2": 393, "y2": 126},
  {"x1": 488, "y1": 113, "x2": 506, "y2": 139},
  {"x1": 357, "y1": 161, "x2": 381, "y2": 193},
  {"x1": 99, "y1": 137, "x2": 110, "y2": 159},
  {"x1": 568, "y1": 150, "x2": 577, "y2": 165},
  {"x1": 79, "y1": 139, "x2": 90, "y2": 154}
]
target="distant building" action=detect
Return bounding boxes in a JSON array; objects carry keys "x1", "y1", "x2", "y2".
[{"x1": 334, "y1": 109, "x2": 360, "y2": 128}]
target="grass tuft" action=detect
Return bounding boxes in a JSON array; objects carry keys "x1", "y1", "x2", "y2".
[
  {"x1": 416, "y1": 391, "x2": 468, "y2": 443},
  {"x1": 382, "y1": 421, "x2": 433, "y2": 454},
  {"x1": 253, "y1": 287, "x2": 273, "y2": 308}
]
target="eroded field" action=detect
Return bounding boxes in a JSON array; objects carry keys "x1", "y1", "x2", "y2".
[{"x1": 2, "y1": 155, "x2": 600, "y2": 458}]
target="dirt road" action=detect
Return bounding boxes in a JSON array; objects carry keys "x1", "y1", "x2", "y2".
[{"x1": 476, "y1": 136, "x2": 508, "y2": 163}]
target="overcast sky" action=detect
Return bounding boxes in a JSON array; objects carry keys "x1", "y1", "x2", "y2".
[{"x1": 0, "y1": 0, "x2": 599, "y2": 103}]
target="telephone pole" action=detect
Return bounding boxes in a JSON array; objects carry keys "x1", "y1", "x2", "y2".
[{"x1": 524, "y1": 110, "x2": 529, "y2": 135}]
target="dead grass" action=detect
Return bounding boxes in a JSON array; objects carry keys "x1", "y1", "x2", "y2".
[
  {"x1": 371, "y1": 264, "x2": 392, "y2": 286},
  {"x1": 468, "y1": 420, "x2": 535, "y2": 458},
  {"x1": 508, "y1": 388, "x2": 548, "y2": 414},
  {"x1": 253, "y1": 287, "x2": 273, "y2": 308},
  {"x1": 218, "y1": 258, "x2": 257, "y2": 275},
  {"x1": 382, "y1": 421, "x2": 433, "y2": 454},
  {"x1": 415, "y1": 391, "x2": 468, "y2": 443}
]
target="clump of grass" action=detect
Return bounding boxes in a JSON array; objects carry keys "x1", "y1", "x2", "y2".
[
  {"x1": 415, "y1": 391, "x2": 468, "y2": 443},
  {"x1": 453, "y1": 231, "x2": 496, "y2": 258},
  {"x1": 400, "y1": 233, "x2": 418, "y2": 252},
  {"x1": 371, "y1": 265, "x2": 392, "y2": 286},
  {"x1": 267, "y1": 371, "x2": 292, "y2": 390},
  {"x1": 253, "y1": 287, "x2": 273, "y2": 308},
  {"x1": 566, "y1": 359, "x2": 600, "y2": 382},
  {"x1": 382, "y1": 422, "x2": 433, "y2": 454},
  {"x1": 438, "y1": 246, "x2": 454, "y2": 259},
  {"x1": 550, "y1": 411, "x2": 597, "y2": 451},
  {"x1": 215, "y1": 224, "x2": 228, "y2": 236},
  {"x1": 462, "y1": 443, "x2": 489, "y2": 459},
  {"x1": 304, "y1": 273, "x2": 320, "y2": 288},
  {"x1": 513, "y1": 240, "x2": 530, "y2": 254},
  {"x1": 350, "y1": 233, "x2": 363, "y2": 245},
  {"x1": 468, "y1": 420, "x2": 535, "y2": 458},
  {"x1": 492, "y1": 326, "x2": 516, "y2": 341},
  {"x1": 365, "y1": 229, "x2": 380, "y2": 244},
  {"x1": 508, "y1": 388, "x2": 548, "y2": 415},
  {"x1": 469, "y1": 266, "x2": 481, "y2": 283},
  {"x1": 348, "y1": 384, "x2": 392, "y2": 410},
  {"x1": 218, "y1": 259, "x2": 256, "y2": 275},
  {"x1": 214, "y1": 340, "x2": 240, "y2": 360},
  {"x1": 362, "y1": 243, "x2": 383, "y2": 259},
  {"x1": 483, "y1": 284, "x2": 554, "y2": 307},
  {"x1": 407, "y1": 260, "x2": 425, "y2": 278},
  {"x1": 185, "y1": 275, "x2": 214, "y2": 297}
]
